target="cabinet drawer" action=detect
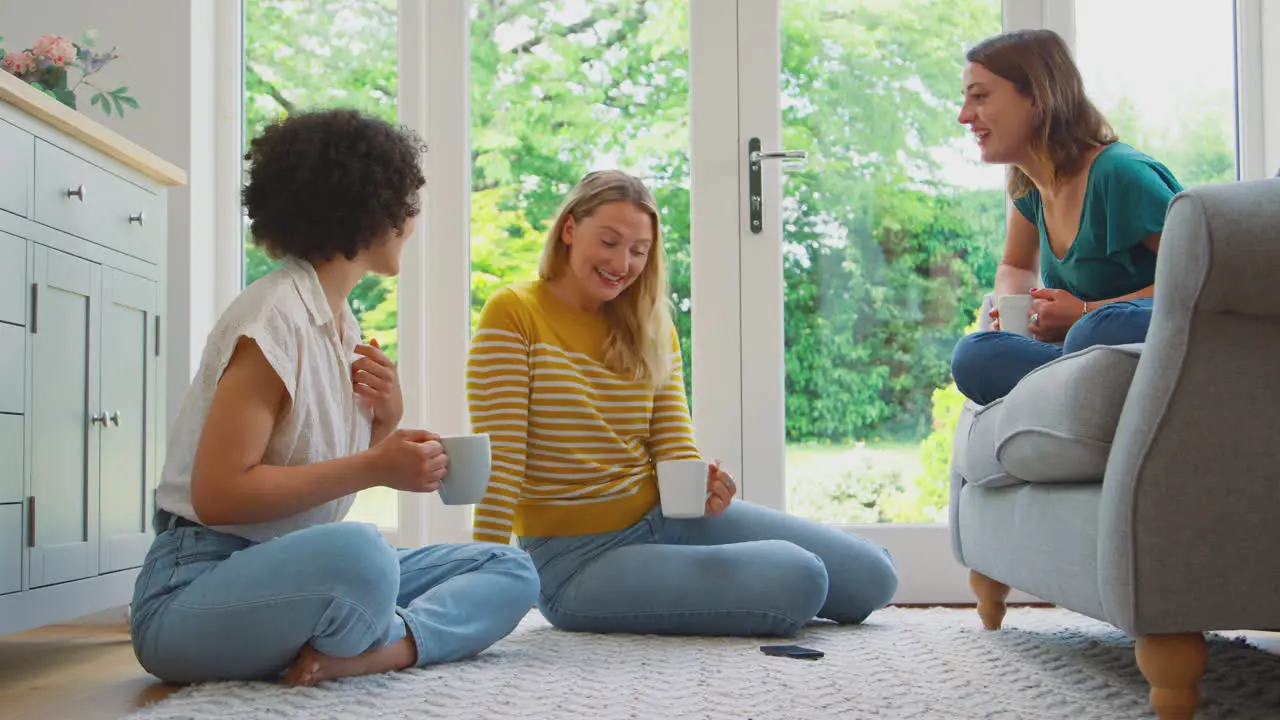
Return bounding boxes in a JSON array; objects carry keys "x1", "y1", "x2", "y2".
[
  {"x1": 33, "y1": 140, "x2": 161, "y2": 265},
  {"x1": 0, "y1": 121, "x2": 33, "y2": 218},
  {"x1": 0, "y1": 233, "x2": 25, "y2": 325},
  {"x1": 0, "y1": 415, "x2": 21, "y2": 504},
  {"x1": 0, "y1": 504, "x2": 20, "y2": 595},
  {"x1": 0, "y1": 323, "x2": 23, "y2": 414}
]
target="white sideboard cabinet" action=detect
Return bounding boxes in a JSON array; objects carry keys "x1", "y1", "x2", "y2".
[{"x1": 0, "y1": 71, "x2": 186, "y2": 636}]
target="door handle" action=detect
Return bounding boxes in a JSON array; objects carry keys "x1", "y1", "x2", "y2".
[
  {"x1": 747, "y1": 137, "x2": 808, "y2": 235},
  {"x1": 750, "y1": 149, "x2": 808, "y2": 163}
]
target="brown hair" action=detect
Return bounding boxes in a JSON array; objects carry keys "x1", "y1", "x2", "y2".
[
  {"x1": 539, "y1": 170, "x2": 673, "y2": 387},
  {"x1": 966, "y1": 29, "x2": 1117, "y2": 197}
]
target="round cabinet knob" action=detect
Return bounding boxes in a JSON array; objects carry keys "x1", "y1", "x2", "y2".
[
  {"x1": 109, "y1": 411, "x2": 122, "y2": 426},
  {"x1": 129, "y1": 211, "x2": 145, "y2": 226},
  {"x1": 90, "y1": 412, "x2": 107, "y2": 426},
  {"x1": 66, "y1": 184, "x2": 86, "y2": 201}
]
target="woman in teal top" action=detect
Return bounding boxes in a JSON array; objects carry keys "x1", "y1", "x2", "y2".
[{"x1": 950, "y1": 29, "x2": 1184, "y2": 405}]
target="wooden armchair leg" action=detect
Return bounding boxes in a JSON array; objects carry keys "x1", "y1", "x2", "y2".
[
  {"x1": 1136, "y1": 633, "x2": 1207, "y2": 720},
  {"x1": 969, "y1": 570, "x2": 1010, "y2": 630}
]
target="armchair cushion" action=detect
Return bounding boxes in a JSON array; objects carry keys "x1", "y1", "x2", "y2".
[{"x1": 956, "y1": 343, "x2": 1143, "y2": 486}]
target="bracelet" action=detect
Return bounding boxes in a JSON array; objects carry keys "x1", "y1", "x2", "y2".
[{"x1": 1081, "y1": 300, "x2": 1090, "y2": 315}]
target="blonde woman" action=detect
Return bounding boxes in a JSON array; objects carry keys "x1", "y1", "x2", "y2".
[{"x1": 465, "y1": 170, "x2": 898, "y2": 637}]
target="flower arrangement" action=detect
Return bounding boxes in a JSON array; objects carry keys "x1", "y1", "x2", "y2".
[{"x1": 0, "y1": 30, "x2": 139, "y2": 117}]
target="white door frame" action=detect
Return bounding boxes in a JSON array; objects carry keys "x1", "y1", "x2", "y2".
[
  {"x1": 725, "y1": 0, "x2": 788, "y2": 515},
  {"x1": 1237, "y1": 0, "x2": 1280, "y2": 180},
  {"x1": 688, "y1": 0, "x2": 750, "y2": 504},
  {"x1": 397, "y1": 0, "x2": 473, "y2": 547}
]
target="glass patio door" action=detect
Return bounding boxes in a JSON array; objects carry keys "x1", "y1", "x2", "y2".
[
  {"x1": 706, "y1": 0, "x2": 1247, "y2": 602},
  {"x1": 229, "y1": 0, "x2": 1255, "y2": 557},
  {"x1": 706, "y1": 0, "x2": 1013, "y2": 602}
]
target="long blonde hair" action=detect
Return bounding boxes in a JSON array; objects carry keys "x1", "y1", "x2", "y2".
[{"x1": 539, "y1": 170, "x2": 673, "y2": 387}]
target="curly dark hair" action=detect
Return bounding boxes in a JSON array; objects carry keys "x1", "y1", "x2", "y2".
[{"x1": 242, "y1": 108, "x2": 426, "y2": 262}]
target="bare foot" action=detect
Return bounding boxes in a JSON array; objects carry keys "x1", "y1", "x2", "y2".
[{"x1": 283, "y1": 637, "x2": 417, "y2": 686}]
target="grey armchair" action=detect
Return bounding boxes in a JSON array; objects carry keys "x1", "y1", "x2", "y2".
[{"x1": 949, "y1": 177, "x2": 1280, "y2": 719}]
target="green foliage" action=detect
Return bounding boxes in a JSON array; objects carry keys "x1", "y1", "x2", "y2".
[
  {"x1": 787, "y1": 448, "x2": 905, "y2": 524},
  {"x1": 1104, "y1": 91, "x2": 1236, "y2": 188},
  {"x1": 243, "y1": 244, "x2": 281, "y2": 287},
  {"x1": 900, "y1": 378, "x2": 966, "y2": 521},
  {"x1": 781, "y1": 186, "x2": 1005, "y2": 442},
  {"x1": 245, "y1": 0, "x2": 398, "y2": 134},
  {"x1": 361, "y1": 284, "x2": 398, "y2": 360},
  {"x1": 471, "y1": 187, "x2": 543, "y2": 323},
  {"x1": 89, "y1": 86, "x2": 139, "y2": 117},
  {"x1": 243, "y1": 0, "x2": 1240, "y2": 524},
  {"x1": 775, "y1": 0, "x2": 1007, "y2": 441}
]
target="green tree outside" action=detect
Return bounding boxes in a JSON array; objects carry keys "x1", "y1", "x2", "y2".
[{"x1": 242, "y1": 0, "x2": 1237, "y2": 525}]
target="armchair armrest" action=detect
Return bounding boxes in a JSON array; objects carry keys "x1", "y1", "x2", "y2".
[{"x1": 1098, "y1": 178, "x2": 1280, "y2": 636}]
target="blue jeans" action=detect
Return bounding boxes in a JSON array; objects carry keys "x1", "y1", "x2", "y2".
[
  {"x1": 518, "y1": 501, "x2": 898, "y2": 637},
  {"x1": 950, "y1": 298, "x2": 1154, "y2": 405},
  {"x1": 130, "y1": 512, "x2": 540, "y2": 684}
]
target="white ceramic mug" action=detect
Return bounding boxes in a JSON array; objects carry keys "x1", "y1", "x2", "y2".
[
  {"x1": 436, "y1": 433, "x2": 492, "y2": 506},
  {"x1": 996, "y1": 293, "x2": 1034, "y2": 338},
  {"x1": 656, "y1": 459, "x2": 709, "y2": 518}
]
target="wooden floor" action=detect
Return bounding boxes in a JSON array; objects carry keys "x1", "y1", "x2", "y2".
[
  {"x1": 2, "y1": 619, "x2": 1278, "y2": 720},
  {"x1": 0, "y1": 624, "x2": 180, "y2": 720}
]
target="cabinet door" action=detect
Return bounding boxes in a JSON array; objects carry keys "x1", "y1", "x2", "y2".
[
  {"x1": 29, "y1": 246, "x2": 100, "y2": 588},
  {"x1": 0, "y1": 504, "x2": 21, "y2": 595},
  {"x1": 0, "y1": 121, "x2": 32, "y2": 218},
  {"x1": 98, "y1": 268, "x2": 156, "y2": 573},
  {"x1": 0, "y1": 232, "x2": 27, "y2": 325}
]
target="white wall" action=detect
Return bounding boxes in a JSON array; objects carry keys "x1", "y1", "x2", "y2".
[{"x1": 0, "y1": 0, "x2": 220, "y2": 427}]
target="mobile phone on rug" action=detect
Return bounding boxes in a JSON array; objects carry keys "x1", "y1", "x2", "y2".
[{"x1": 760, "y1": 644, "x2": 824, "y2": 660}]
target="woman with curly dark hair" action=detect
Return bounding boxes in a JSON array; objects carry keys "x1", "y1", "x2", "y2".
[{"x1": 129, "y1": 109, "x2": 539, "y2": 686}]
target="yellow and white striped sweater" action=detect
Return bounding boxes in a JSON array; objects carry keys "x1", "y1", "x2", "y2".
[{"x1": 466, "y1": 280, "x2": 701, "y2": 543}]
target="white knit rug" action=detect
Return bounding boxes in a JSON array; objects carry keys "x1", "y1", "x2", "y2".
[{"x1": 124, "y1": 608, "x2": 1280, "y2": 720}]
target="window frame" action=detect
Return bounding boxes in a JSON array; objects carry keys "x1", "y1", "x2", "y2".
[
  {"x1": 211, "y1": 0, "x2": 1275, "y2": 549},
  {"x1": 397, "y1": 0, "x2": 475, "y2": 547}
]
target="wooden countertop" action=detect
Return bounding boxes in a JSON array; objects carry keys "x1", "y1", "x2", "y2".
[{"x1": 0, "y1": 71, "x2": 187, "y2": 187}]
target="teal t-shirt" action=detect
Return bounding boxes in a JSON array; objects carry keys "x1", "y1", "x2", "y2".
[{"x1": 1012, "y1": 142, "x2": 1183, "y2": 303}]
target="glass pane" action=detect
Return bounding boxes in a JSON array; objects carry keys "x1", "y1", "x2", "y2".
[
  {"x1": 780, "y1": 0, "x2": 1004, "y2": 524},
  {"x1": 242, "y1": 0, "x2": 400, "y2": 528},
  {"x1": 1075, "y1": 0, "x2": 1238, "y2": 186},
  {"x1": 469, "y1": 4, "x2": 693, "y2": 389}
]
